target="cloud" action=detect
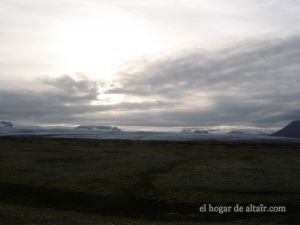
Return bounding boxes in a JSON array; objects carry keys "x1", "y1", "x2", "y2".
[
  {"x1": 0, "y1": 75, "x2": 169, "y2": 124},
  {"x1": 1, "y1": 36, "x2": 300, "y2": 127},
  {"x1": 108, "y1": 36, "x2": 300, "y2": 127}
]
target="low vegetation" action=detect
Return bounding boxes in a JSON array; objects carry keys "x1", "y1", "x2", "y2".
[{"x1": 0, "y1": 137, "x2": 299, "y2": 224}]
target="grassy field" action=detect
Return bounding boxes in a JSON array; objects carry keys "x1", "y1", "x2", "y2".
[{"x1": 0, "y1": 137, "x2": 299, "y2": 225}]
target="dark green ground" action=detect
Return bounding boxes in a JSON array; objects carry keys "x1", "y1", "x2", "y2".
[{"x1": 0, "y1": 137, "x2": 299, "y2": 224}]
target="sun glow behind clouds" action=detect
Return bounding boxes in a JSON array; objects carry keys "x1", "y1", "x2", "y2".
[{"x1": 53, "y1": 9, "x2": 168, "y2": 80}]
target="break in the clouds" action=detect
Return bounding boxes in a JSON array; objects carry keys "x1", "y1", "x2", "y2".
[
  {"x1": 0, "y1": 75, "x2": 169, "y2": 124},
  {"x1": 1, "y1": 36, "x2": 300, "y2": 127}
]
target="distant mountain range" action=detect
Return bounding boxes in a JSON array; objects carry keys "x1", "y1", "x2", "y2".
[{"x1": 1, "y1": 120, "x2": 300, "y2": 140}]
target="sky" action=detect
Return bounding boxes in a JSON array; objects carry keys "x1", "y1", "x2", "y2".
[{"x1": 1, "y1": 0, "x2": 300, "y2": 127}]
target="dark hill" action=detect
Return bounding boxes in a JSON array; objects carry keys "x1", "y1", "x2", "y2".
[
  {"x1": 0, "y1": 121, "x2": 13, "y2": 128},
  {"x1": 272, "y1": 120, "x2": 300, "y2": 138}
]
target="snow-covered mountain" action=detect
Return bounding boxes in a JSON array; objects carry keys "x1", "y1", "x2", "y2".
[
  {"x1": 0, "y1": 122, "x2": 298, "y2": 142},
  {"x1": 76, "y1": 125, "x2": 121, "y2": 132}
]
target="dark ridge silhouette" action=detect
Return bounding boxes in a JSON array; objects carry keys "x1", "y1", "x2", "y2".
[
  {"x1": 76, "y1": 125, "x2": 122, "y2": 132},
  {"x1": 193, "y1": 130, "x2": 210, "y2": 134},
  {"x1": 273, "y1": 120, "x2": 300, "y2": 138},
  {"x1": 228, "y1": 130, "x2": 246, "y2": 135},
  {"x1": 0, "y1": 121, "x2": 13, "y2": 128},
  {"x1": 181, "y1": 128, "x2": 210, "y2": 134}
]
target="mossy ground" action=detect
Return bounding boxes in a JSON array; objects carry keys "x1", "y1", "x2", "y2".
[{"x1": 0, "y1": 137, "x2": 299, "y2": 224}]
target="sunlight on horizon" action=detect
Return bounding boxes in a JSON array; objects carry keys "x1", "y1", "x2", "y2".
[{"x1": 53, "y1": 8, "x2": 169, "y2": 81}]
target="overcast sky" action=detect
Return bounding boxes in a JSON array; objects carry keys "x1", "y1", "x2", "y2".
[{"x1": 1, "y1": 0, "x2": 300, "y2": 127}]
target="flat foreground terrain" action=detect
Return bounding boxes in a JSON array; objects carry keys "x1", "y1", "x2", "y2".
[{"x1": 0, "y1": 137, "x2": 299, "y2": 224}]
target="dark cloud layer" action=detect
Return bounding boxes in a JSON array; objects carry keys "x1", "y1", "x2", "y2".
[
  {"x1": 0, "y1": 75, "x2": 168, "y2": 124},
  {"x1": 108, "y1": 36, "x2": 300, "y2": 127},
  {"x1": 1, "y1": 36, "x2": 300, "y2": 127}
]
